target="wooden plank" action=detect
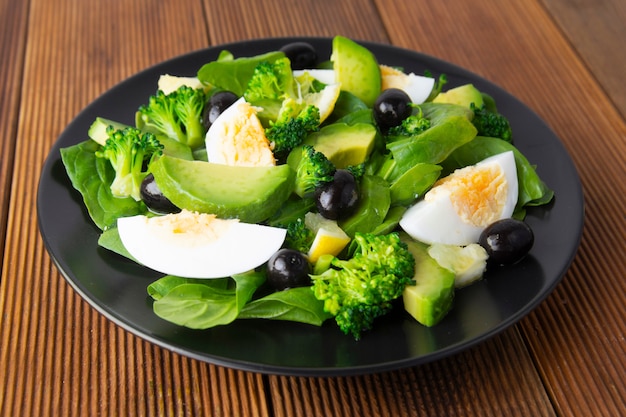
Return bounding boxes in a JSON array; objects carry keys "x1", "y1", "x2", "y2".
[
  {"x1": 0, "y1": 0, "x2": 29, "y2": 271},
  {"x1": 540, "y1": 0, "x2": 626, "y2": 119},
  {"x1": 0, "y1": 0, "x2": 270, "y2": 416},
  {"x1": 375, "y1": 0, "x2": 626, "y2": 416}
]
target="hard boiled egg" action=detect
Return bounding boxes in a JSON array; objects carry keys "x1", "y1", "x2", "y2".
[
  {"x1": 380, "y1": 65, "x2": 435, "y2": 104},
  {"x1": 399, "y1": 151, "x2": 518, "y2": 246},
  {"x1": 205, "y1": 97, "x2": 276, "y2": 167},
  {"x1": 117, "y1": 210, "x2": 286, "y2": 278}
]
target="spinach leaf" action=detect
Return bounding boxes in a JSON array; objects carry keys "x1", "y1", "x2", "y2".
[
  {"x1": 148, "y1": 271, "x2": 265, "y2": 329},
  {"x1": 60, "y1": 140, "x2": 146, "y2": 230},
  {"x1": 238, "y1": 287, "x2": 331, "y2": 326}
]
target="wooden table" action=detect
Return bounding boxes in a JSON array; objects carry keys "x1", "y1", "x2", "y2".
[{"x1": 1, "y1": 0, "x2": 625, "y2": 415}]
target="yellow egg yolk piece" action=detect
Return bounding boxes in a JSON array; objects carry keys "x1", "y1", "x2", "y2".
[
  {"x1": 146, "y1": 209, "x2": 238, "y2": 247},
  {"x1": 207, "y1": 101, "x2": 276, "y2": 167},
  {"x1": 428, "y1": 164, "x2": 508, "y2": 227}
]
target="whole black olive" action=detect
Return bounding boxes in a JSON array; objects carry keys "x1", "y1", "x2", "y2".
[
  {"x1": 266, "y1": 249, "x2": 312, "y2": 291},
  {"x1": 315, "y1": 169, "x2": 359, "y2": 220},
  {"x1": 140, "y1": 173, "x2": 180, "y2": 214},
  {"x1": 478, "y1": 218, "x2": 534, "y2": 265},
  {"x1": 373, "y1": 88, "x2": 412, "y2": 130},
  {"x1": 279, "y1": 42, "x2": 318, "y2": 70},
  {"x1": 202, "y1": 90, "x2": 239, "y2": 130}
]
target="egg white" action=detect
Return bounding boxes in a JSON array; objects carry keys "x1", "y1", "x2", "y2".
[
  {"x1": 117, "y1": 211, "x2": 286, "y2": 278},
  {"x1": 399, "y1": 151, "x2": 518, "y2": 245},
  {"x1": 380, "y1": 65, "x2": 435, "y2": 104}
]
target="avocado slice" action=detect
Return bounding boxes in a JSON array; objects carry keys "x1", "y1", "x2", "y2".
[
  {"x1": 331, "y1": 36, "x2": 381, "y2": 107},
  {"x1": 402, "y1": 238, "x2": 455, "y2": 327},
  {"x1": 433, "y1": 83, "x2": 484, "y2": 109},
  {"x1": 301, "y1": 122, "x2": 377, "y2": 168},
  {"x1": 151, "y1": 156, "x2": 295, "y2": 223}
]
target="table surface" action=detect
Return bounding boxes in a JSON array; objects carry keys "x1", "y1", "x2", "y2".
[{"x1": 1, "y1": 0, "x2": 625, "y2": 416}]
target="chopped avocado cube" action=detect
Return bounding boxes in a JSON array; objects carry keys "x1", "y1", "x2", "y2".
[
  {"x1": 433, "y1": 83, "x2": 484, "y2": 109},
  {"x1": 301, "y1": 122, "x2": 377, "y2": 168},
  {"x1": 402, "y1": 238, "x2": 455, "y2": 326}
]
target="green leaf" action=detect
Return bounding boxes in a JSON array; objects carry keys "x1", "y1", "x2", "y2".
[
  {"x1": 238, "y1": 287, "x2": 332, "y2": 326},
  {"x1": 60, "y1": 139, "x2": 146, "y2": 230}
]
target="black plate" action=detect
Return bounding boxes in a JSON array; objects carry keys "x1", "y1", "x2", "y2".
[{"x1": 37, "y1": 37, "x2": 584, "y2": 376}]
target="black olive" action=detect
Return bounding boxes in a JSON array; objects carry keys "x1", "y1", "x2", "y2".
[
  {"x1": 373, "y1": 88, "x2": 412, "y2": 130},
  {"x1": 478, "y1": 218, "x2": 534, "y2": 265},
  {"x1": 140, "y1": 173, "x2": 180, "y2": 214},
  {"x1": 202, "y1": 90, "x2": 239, "y2": 130},
  {"x1": 279, "y1": 42, "x2": 318, "y2": 70},
  {"x1": 315, "y1": 169, "x2": 359, "y2": 220},
  {"x1": 266, "y1": 249, "x2": 312, "y2": 291}
]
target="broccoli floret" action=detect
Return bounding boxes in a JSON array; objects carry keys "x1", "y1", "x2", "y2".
[
  {"x1": 387, "y1": 107, "x2": 431, "y2": 136},
  {"x1": 346, "y1": 163, "x2": 366, "y2": 181},
  {"x1": 470, "y1": 102, "x2": 512, "y2": 142},
  {"x1": 284, "y1": 217, "x2": 315, "y2": 253},
  {"x1": 95, "y1": 126, "x2": 163, "y2": 201},
  {"x1": 266, "y1": 102, "x2": 321, "y2": 161},
  {"x1": 310, "y1": 232, "x2": 415, "y2": 340},
  {"x1": 137, "y1": 86, "x2": 206, "y2": 149},
  {"x1": 243, "y1": 58, "x2": 296, "y2": 120},
  {"x1": 292, "y1": 145, "x2": 335, "y2": 198}
]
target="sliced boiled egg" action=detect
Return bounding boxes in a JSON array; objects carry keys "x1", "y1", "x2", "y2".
[
  {"x1": 117, "y1": 210, "x2": 286, "y2": 278},
  {"x1": 205, "y1": 97, "x2": 276, "y2": 167},
  {"x1": 380, "y1": 65, "x2": 435, "y2": 104},
  {"x1": 399, "y1": 151, "x2": 518, "y2": 246}
]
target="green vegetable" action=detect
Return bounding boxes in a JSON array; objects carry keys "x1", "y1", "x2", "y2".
[
  {"x1": 60, "y1": 139, "x2": 146, "y2": 230},
  {"x1": 243, "y1": 57, "x2": 296, "y2": 121},
  {"x1": 136, "y1": 85, "x2": 206, "y2": 149},
  {"x1": 266, "y1": 101, "x2": 321, "y2": 160},
  {"x1": 95, "y1": 126, "x2": 163, "y2": 201},
  {"x1": 339, "y1": 174, "x2": 390, "y2": 237},
  {"x1": 289, "y1": 144, "x2": 336, "y2": 198},
  {"x1": 424, "y1": 71, "x2": 448, "y2": 102},
  {"x1": 310, "y1": 232, "x2": 415, "y2": 340},
  {"x1": 470, "y1": 102, "x2": 513, "y2": 142},
  {"x1": 387, "y1": 108, "x2": 431, "y2": 137},
  {"x1": 432, "y1": 83, "x2": 484, "y2": 108},
  {"x1": 238, "y1": 287, "x2": 332, "y2": 325},
  {"x1": 302, "y1": 122, "x2": 377, "y2": 169},
  {"x1": 283, "y1": 216, "x2": 315, "y2": 253}
]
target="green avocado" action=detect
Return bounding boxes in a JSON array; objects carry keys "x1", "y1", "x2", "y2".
[
  {"x1": 433, "y1": 83, "x2": 484, "y2": 109},
  {"x1": 331, "y1": 36, "x2": 381, "y2": 107},
  {"x1": 402, "y1": 238, "x2": 455, "y2": 327},
  {"x1": 301, "y1": 122, "x2": 377, "y2": 168},
  {"x1": 150, "y1": 156, "x2": 295, "y2": 223}
]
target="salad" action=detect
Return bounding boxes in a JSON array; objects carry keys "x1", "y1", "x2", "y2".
[{"x1": 60, "y1": 36, "x2": 554, "y2": 340}]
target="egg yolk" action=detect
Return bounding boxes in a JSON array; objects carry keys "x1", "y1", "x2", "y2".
[
  {"x1": 211, "y1": 102, "x2": 276, "y2": 167},
  {"x1": 380, "y1": 64, "x2": 409, "y2": 91},
  {"x1": 428, "y1": 164, "x2": 508, "y2": 227},
  {"x1": 146, "y1": 209, "x2": 238, "y2": 247}
]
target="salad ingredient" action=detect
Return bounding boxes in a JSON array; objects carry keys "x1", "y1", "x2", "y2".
[
  {"x1": 339, "y1": 174, "x2": 390, "y2": 236},
  {"x1": 205, "y1": 98, "x2": 276, "y2": 167},
  {"x1": 265, "y1": 101, "x2": 321, "y2": 161},
  {"x1": 243, "y1": 57, "x2": 296, "y2": 121},
  {"x1": 305, "y1": 212, "x2": 351, "y2": 263},
  {"x1": 279, "y1": 41, "x2": 318, "y2": 70},
  {"x1": 478, "y1": 218, "x2": 534, "y2": 264},
  {"x1": 283, "y1": 216, "x2": 315, "y2": 253},
  {"x1": 373, "y1": 88, "x2": 413, "y2": 130},
  {"x1": 293, "y1": 69, "x2": 336, "y2": 86},
  {"x1": 289, "y1": 144, "x2": 336, "y2": 198},
  {"x1": 433, "y1": 83, "x2": 484, "y2": 109},
  {"x1": 136, "y1": 86, "x2": 207, "y2": 150},
  {"x1": 387, "y1": 107, "x2": 431, "y2": 137},
  {"x1": 331, "y1": 35, "x2": 382, "y2": 107},
  {"x1": 427, "y1": 243, "x2": 488, "y2": 287},
  {"x1": 95, "y1": 126, "x2": 163, "y2": 201},
  {"x1": 388, "y1": 163, "x2": 441, "y2": 206},
  {"x1": 140, "y1": 173, "x2": 180, "y2": 214},
  {"x1": 402, "y1": 239, "x2": 455, "y2": 326},
  {"x1": 266, "y1": 248, "x2": 312, "y2": 290},
  {"x1": 400, "y1": 151, "x2": 518, "y2": 246},
  {"x1": 470, "y1": 102, "x2": 513, "y2": 142},
  {"x1": 88, "y1": 117, "x2": 194, "y2": 161},
  {"x1": 117, "y1": 210, "x2": 286, "y2": 278},
  {"x1": 310, "y1": 232, "x2": 415, "y2": 340},
  {"x1": 197, "y1": 50, "x2": 286, "y2": 97},
  {"x1": 157, "y1": 74, "x2": 204, "y2": 95},
  {"x1": 380, "y1": 64, "x2": 435, "y2": 104},
  {"x1": 301, "y1": 122, "x2": 377, "y2": 168},
  {"x1": 315, "y1": 169, "x2": 360, "y2": 220},
  {"x1": 150, "y1": 155, "x2": 294, "y2": 223},
  {"x1": 202, "y1": 90, "x2": 239, "y2": 130}
]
